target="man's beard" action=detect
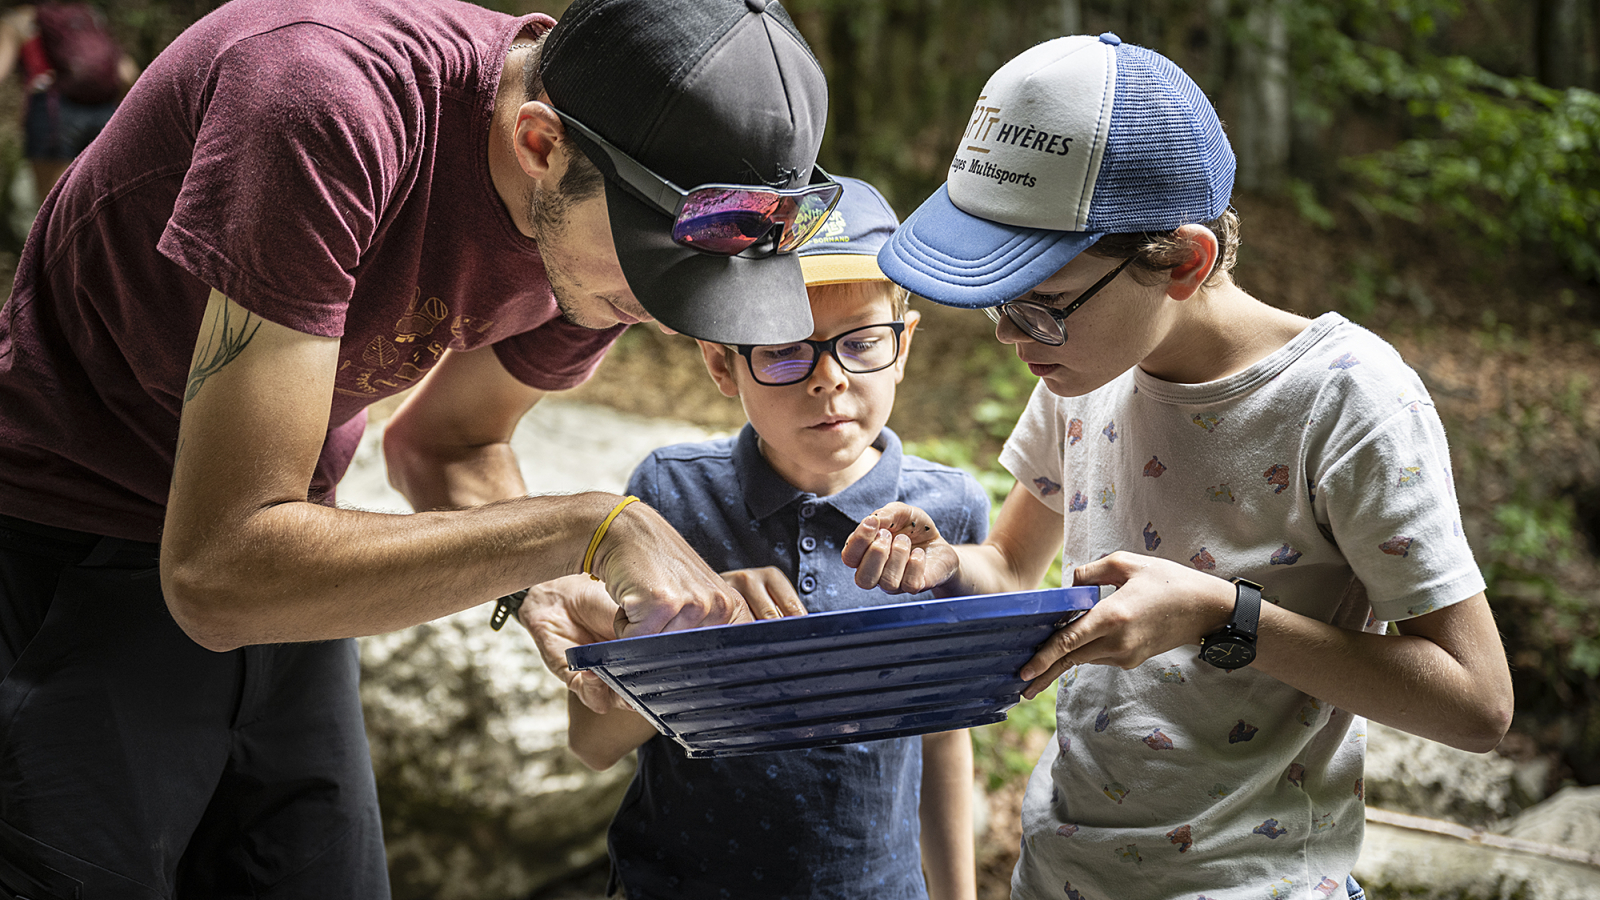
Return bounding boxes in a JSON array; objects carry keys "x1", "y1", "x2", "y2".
[{"x1": 527, "y1": 182, "x2": 610, "y2": 330}]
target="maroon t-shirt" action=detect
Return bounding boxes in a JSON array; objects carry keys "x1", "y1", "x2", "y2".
[{"x1": 0, "y1": 0, "x2": 625, "y2": 542}]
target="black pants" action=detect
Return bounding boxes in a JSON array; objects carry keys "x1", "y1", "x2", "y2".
[{"x1": 0, "y1": 516, "x2": 388, "y2": 899}]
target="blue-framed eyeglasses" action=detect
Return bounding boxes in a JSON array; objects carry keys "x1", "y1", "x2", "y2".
[
  {"x1": 736, "y1": 322, "x2": 907, "y2": 386},
  {"x1": 554, "y1": 109, "x2": 842, "y2": 258}
]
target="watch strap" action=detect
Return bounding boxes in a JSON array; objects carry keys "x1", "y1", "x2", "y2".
[
  {"x1": 489, "y1": 588, "x2": 530, "y2": 631},
  {"x1": 1228, "y1": 577, "x2": 1262, "y2": 638}
]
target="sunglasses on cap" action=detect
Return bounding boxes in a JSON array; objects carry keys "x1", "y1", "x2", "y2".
[
  {"x1": 553, "y1": 109, "x2": 843, "y2": 258},
  {"x1": 984, "y1": 257, "x2": 1135, "y2": 346}
]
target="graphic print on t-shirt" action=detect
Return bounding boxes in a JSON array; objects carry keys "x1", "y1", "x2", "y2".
[{"x1": 336, "y1": 287, "x2": 495, "y2": 397}]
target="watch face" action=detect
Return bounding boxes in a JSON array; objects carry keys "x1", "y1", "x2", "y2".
[{"x1": 1201, "y1": 636, "x2": 1256, "y2": 670}]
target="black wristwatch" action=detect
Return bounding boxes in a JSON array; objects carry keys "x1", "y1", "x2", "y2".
[{"x1": 1199, "y1": 577, "x2": 1262, "y2": 670}]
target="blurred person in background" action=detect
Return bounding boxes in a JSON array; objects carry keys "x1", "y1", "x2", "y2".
[{"x1": 0, "y1": 2, "x2": 139, "y2": 203}]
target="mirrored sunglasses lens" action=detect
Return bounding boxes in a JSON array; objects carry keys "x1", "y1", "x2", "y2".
[
  {"x1": 674, "y1": 184, "x2": 843, "y2": 255},
  {"x1": 774, "y1": 187, "x2": 843, "y2": 252},
  {"x1": 675, "y1": 189, "x2": 781, "y2": 254},
  {"x1": 750, "y1": 343, "x2": 817, "y2": 384}
]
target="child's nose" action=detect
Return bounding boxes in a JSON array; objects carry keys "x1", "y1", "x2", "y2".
[
  {"x1": 807, "y1": 350, "x2": 850, "y2": 393},
  {"x1": 994, "y1": 311, "x2": 1031, "y2": 345}
]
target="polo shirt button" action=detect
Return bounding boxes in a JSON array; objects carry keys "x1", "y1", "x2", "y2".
[
  {"x1": 800, "y1": 536, "x2": 817, "y2": 552},
  {"x1": 800, "y1": 575, "x2": 817, "y2": 593},
  {"x1": 799, "y1": 503, "x2": 816, "y2": 519}
]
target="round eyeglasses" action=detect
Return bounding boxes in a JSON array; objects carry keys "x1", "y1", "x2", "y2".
[
  {"x1": 736, "y1": 322, "x2": 907, "y2": 386},
  {"x1": 984, "y1": 257, "x2": 1135, "y2": 345}
]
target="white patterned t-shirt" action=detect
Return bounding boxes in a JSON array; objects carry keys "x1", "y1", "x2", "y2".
[{"x1": 1000, "y1": 313, "x2": 1484, "y2": 900}]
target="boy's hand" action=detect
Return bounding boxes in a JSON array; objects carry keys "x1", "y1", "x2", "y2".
[
  {"x1": 721, "y1": 566, "x2": 809, "y2": 620},
  {"x1": 1018, "y1": 551, "x2": 1235, "y2": 698},
  {"x1": 841, "y1": 502, "x2": 962, "y2": 595},
  {"x1": 517, "y1": 574, "x2": 632, "y2": 714}
]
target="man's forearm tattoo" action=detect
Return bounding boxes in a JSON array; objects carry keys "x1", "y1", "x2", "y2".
[{"x1": 185, "y1": 301, "x2": 261, "y2": 402}]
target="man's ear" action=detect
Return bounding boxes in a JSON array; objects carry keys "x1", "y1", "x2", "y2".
[
  {"x1": 698, "y1": 340, "x2": 742, "y2": 399},
  {"x1": 513, "y1": 100, "x2": 566, "y2": 182},
  {"x1": 1166, "y1": 223, "x2": 1219, "y2": 302},
  {"x1": 892, "y1": 308, "x2": 921, "y2": 384}
]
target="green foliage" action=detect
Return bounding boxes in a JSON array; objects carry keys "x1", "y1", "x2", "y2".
[
  {"x1": 971, "y1": 681, "x2": 1057, "y2": 792},
  {"x1": 1491, "y1": 496, "x2": 1579, "y2": 567},
  {"x1": 906, "y1": 335, "x2": 1040, "y2": 510},
  {"x1": 1484, "y1": 496, "x2": 1600, "y2": 680},
  {"x1": 1337, "y1": 254, "x2": 1384, "y2": 322},
  {"x1": 1430, "y1": 323, "x2": 1600, "y2": 777},
  {"x1": 1286, "y1": 178, "x2": 1336, "y2": 231},
  {"x1": 1346, "y1": 67, "x2": 1600, "y2": 282},
  {"x1": 1556, "y1": 373, "x2": 1592, "y2": 422},
  {"x1": 967, "y1": 342, "x2": 1036, "y2": 445},
  {"x1": 1288, "y1": 1, "x2": 1600, "y2": 283},
  {"x1": 101, "y1": 1, "x2": 227, "y2": 65}
]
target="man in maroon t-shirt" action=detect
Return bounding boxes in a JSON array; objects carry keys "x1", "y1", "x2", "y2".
[{"x1": 0, "y1": 0, "x2": 832, "y2": 894}]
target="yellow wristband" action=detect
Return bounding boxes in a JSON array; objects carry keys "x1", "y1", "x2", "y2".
[{"x1": 582, "y1": 495, "x2": 640, "y2": 581}]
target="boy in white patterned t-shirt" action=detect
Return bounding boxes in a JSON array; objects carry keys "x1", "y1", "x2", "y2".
[{"x1": 840, "y1": 33, "x2": 1513, "y2": 900}]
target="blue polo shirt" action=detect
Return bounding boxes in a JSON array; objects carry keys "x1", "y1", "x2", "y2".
[{"x1": 607, "y1": 424, "x2": 989, "y2": 900}]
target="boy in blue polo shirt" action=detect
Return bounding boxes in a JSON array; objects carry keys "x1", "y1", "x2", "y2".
[{"x1": 523, "y1": 177, "x2": 986, "y2": 900}]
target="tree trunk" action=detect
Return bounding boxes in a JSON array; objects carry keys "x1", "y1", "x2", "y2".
[
  {"x1": 1204, "y1": 0, "x2": 1230, "y2": 100},
  {"x1": 1537, "y1": 0, "x2": 1587, "y2": 89},
  {"x1": 823, "y1": 0, "x2": 862, "y2": 174},
  {"x1": 1232, "y1": 0, "x2": 1290, "y2": 192},
  {"x1": 1059, "y1": 0, "x2": 1081, "y2": 37}
]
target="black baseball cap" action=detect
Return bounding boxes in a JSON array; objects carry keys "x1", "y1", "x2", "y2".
[{"x1": 539, "y1": 0, "x2": 828, "y2": 344}]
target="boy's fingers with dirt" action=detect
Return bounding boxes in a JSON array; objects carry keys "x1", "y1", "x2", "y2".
[
  {"x1": 591, "y1": 501, "x2": 756, "y2": 637},
  {"x1": 518, "y1": 574, "x2": 631, "y2": 714},
  {"x1": 1018, "y1": 551, "x2": 1235, "y2": 698},
  {"x1": 721, "y1": 566, "x2": 809, "y2": 620},
  {"x1": 841, "y1": 502, "x2": 961, "y2": 595}
]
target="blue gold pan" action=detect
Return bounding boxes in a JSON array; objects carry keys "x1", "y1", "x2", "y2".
[{"x1": 567, "y1": 586, "x2": 1099, "y2": 758}]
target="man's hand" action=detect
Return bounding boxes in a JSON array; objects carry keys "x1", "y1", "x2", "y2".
[
  {"x1": 517, "y1": 574, "x2": 629, "y2": 714},
  {"x1": 1018, "y1": 551, "x2": 1234, "y2": 697},
  {"x1": 721, "y1": 566, "x2": 808, "y2": 620},
  {"x1": 591, "y1": 501, "x2": 754, "y2": 637},
  {"x1": 841, "y1": 502, "x2": 962, "y2": 595}
]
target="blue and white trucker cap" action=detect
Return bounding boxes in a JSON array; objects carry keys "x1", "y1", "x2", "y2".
[{"x1": 878, "y1": 33, "x2": 1235, "y2": 308}]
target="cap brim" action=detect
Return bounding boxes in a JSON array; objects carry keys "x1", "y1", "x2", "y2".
[
  {"x1": 798, "y1": 253, "x2": 889, "y2": 287},
  {"x1": 876, "y1": 184, "x2": 1101, "y2": 308},
  {"x1": 605, "y1": 179, "x2": 814, "y2": 344}
]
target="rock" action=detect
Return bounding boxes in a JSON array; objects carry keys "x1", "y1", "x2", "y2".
[
  {"x1": 1501, "y1": 786, "x2": 1600, "y2": 857},
  {"x1": 1363, "y1": 720, "x2": 1523, "y2": 825},
  {"x1": 362, "y1": 610, "x2": 635, "y2": 900},
  {"x1": 339, "y1": 401, "x2": 722, "y2": 899},
  {"x1": 1357, "y1": 734, "x2": 1600, "y2": 899},
  {"x1": 1356, "y1": 813, "x2": 1600, "y2": 900}
]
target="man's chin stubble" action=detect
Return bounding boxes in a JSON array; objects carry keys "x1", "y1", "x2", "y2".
[{"x1": 529, "y1": 188, "x2": 603, "y2": 330}]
